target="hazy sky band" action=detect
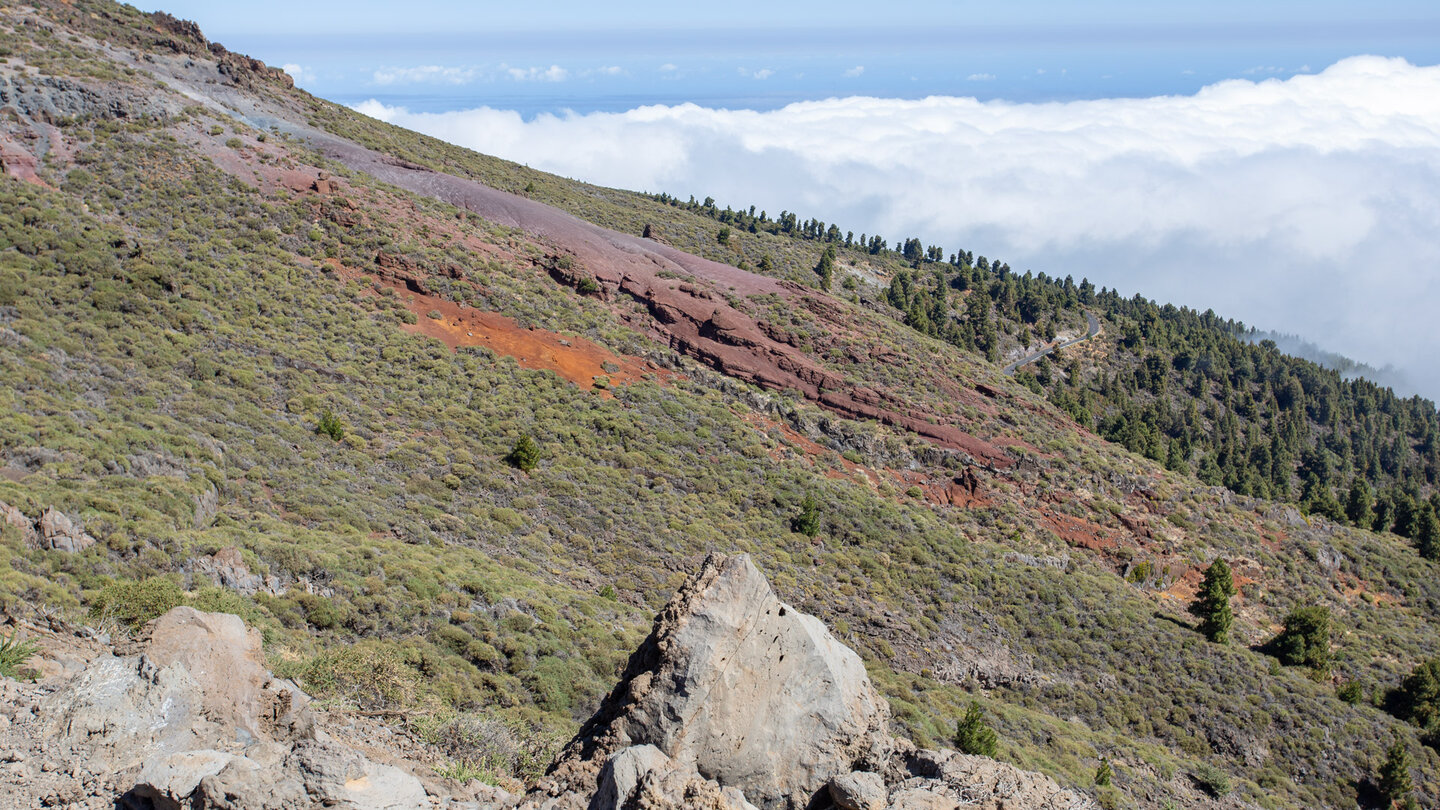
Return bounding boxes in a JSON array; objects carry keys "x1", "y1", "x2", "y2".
[{"x1": 222, "y1": 20, "x2": 1440, "y2": 50}]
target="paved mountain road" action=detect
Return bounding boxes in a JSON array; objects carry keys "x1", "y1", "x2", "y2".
[{"x1": 1003, "y1": 312, "x2": 1101, "y2": 376}]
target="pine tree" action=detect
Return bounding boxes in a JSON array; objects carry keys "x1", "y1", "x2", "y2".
[
  {"x1": 1271, "y1": 606, "x2": 1331, "y2": 673},
  {"x1": 1345, "y1": 478, "x2": 1374, "y2": 528},
  {"x1": 506, "y1": 435, "x2": 541, "y2": 472},
  {"x1": 954, "y1": 701, "x2": 998, "y2": 758},
  {"x1": 1094, "y1": 757, "x2": 1113, "y2": 787},
  {"x1": 1415, "y1": 506, "x2": 1440, "y2": 561},
  {"x1": 815, "y1": 246, "x2": 836, "y2": 291},
  {"x1": 791, "y1": 494, "x2": 821, "y2": 538},
  {"x1": 1190, "y1": 558, "x2": 1237, "y2": 643},
  {"x1": 1379, "y1": 736, "x2": 1414, "y2": 809}
]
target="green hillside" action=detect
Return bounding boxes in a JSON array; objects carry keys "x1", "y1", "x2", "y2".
[{"x1": 1, "y1": 2, "x2": 1439, "y2": 807}]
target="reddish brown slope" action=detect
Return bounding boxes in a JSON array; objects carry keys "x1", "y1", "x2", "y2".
[{"x1": 300, "y1": 139, "x2": 1013, "y2": 468}]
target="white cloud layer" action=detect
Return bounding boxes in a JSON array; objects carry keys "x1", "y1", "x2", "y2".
[
  {"x1": 353, "y1": 57, "x2": 1440, "y2": 397},
  {"x1": 503, "y1": 64, "x2": 568, "y2": 82},
  {"x1": 372, "y1": 65, "x2": 479, "y2": 86}
]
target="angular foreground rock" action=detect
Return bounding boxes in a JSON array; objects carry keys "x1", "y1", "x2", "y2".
[{"x1": 523, "y1": 554, "x2": 1092, "y2": 810}]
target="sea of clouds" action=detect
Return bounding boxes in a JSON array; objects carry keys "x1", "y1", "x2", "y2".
[{"x1": 354, "y1": 56, "x2": 1440, "y2": 399}]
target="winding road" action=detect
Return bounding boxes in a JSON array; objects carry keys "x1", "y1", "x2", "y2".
[{"x1": 1003, "y1": 311, "x2": 1101, "y2": 376}]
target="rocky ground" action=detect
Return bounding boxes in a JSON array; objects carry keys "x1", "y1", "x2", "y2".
[{"x1": 1, "y1": 555, "x2": 1093, "y2": 810}]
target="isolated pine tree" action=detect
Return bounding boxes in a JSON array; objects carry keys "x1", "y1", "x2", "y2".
[
  {"x1": 1094, "y1": 757, "x2": 1113, "y2": 787},
  {"x1": 1271, "y1": 606, "x2": 1332, "y2": 673},
  {"x1": 506, "y1": 435, "x2": 540, "y2": 472},
  {"x1": 1190, "y1": 558, "x2": 1237, "y2": 643},
  {"x1": 791, "y1": 494, "x2": 821, "y2": 538},
  {"x1": 815, "y1": 246, "x2": 836, "y2": 291},
  {"x1": 954, "y1": 700, "x2": 998, "y2": 758},
  {"x1": 1379, "y1": 736, "x2": 1414, "y2": 809}
]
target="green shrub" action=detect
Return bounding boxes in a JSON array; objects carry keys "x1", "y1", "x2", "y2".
[
  {"x1": 1191, "y1": 762, "x2": 1231, "y2": 797},
  {"x1": 791, "y1": 493, "x2": 821, "y2": 537},
  {"x1": 90, "y1": 577, "x2": 184, "y2": 629},
  {"x1": 300, "y1": 645, "x2": 417, "y2": 709},
  {"x1": 315, "y1": 409, "x2": 345, "y2": 441},
  {"x1": 0, "y1": 630, "x2": 38, "y2": 679},
  {"x1": 1095, "y1": 756, "x2": 1113, "y2": 787},
  {"x1": 1337, "y1": 679, "x2": 1363, "y2": 705}
]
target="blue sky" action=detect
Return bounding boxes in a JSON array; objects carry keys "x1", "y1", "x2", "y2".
[{"x1": 141, "y1": 1, "x2": 1440, "y2": 114}]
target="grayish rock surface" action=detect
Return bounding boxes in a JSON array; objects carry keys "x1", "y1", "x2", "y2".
[
  {"x1": 12, "y1": 607, "x2": 429, "y2": 809},
  {"x1": 593, "y1": 744, "x2": 673, "y2": 810},
  {"x1": 194, "y1": 546, "x2": 274, "y2": 596},
  {"x1": 828, "y1": 771, "x2": 887, "y2": 810},
  {"x1": 0, "y1": 499, "x2": 36, "y2": 548},
  {"x1": 538, "y1": 553, "x2": 891, "y2": 810}
]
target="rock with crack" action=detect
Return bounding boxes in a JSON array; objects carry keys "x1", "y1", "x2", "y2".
[
  {"x1": 521, "y1": 554, "x2": 1091, "y2": 810},
  {"x1": 531, "y1": 553, "x2": 892, "y2": 810}
]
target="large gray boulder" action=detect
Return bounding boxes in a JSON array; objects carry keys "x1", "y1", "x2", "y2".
[
  {"x1": 30, "y1": 607, "x2": 427, "y2": 810},
  {"x1": 828, "y1": 771, "x2": 887, "y2": 810},
  {"x1": 537, "y1": 553, "x2": 892, "y2": 810}
]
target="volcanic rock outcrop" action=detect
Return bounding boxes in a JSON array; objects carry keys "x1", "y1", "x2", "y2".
[
  {"x1": 0, "y1": 500, "x2": 96, "y2": 552},
  {"x1": 520, "y1": 554, "x2": 1091, "y2": 810}
]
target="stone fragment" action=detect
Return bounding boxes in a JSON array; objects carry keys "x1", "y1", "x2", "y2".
[
  {"x1": 827, "y1": 771, "x2": 887, "y2": 810},
  {"x1": 593, "y1": 744, "x2": 673, "y2": 810}
]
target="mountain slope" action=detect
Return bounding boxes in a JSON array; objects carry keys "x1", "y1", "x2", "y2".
[{"x1": 2, "y1": 2, "x2": 1439, "y2": 807}]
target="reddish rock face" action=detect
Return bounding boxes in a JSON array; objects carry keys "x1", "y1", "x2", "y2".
[
  {"x1": 0, "y1": 140, "x2": 45, "y2": 187},
  {"x1": 303, "y1": 130, "x2": 1014, "y2": 469},
  {"x1": 373, "y1": 250, "x2": 431, "y2": 294}
]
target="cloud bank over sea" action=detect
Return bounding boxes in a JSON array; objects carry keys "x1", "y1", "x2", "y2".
[{"x1": 355, "y1": 57, "x2": 1440, "y2": 398}]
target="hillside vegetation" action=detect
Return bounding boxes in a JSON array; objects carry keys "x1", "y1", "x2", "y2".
[{"x1": 2, "y1": 2, "x2": 1439, "y2": 807}]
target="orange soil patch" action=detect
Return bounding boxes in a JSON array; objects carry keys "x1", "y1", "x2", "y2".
[
  {"x1": 407, "y1": 303, "x2": 654, "y2": 389},
  {"x1": 775, "y1": 423, "x2": 827, "y2": 456},
  {"x1": 332, "y1": 261, "x2": 662, "y2": 390}
]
